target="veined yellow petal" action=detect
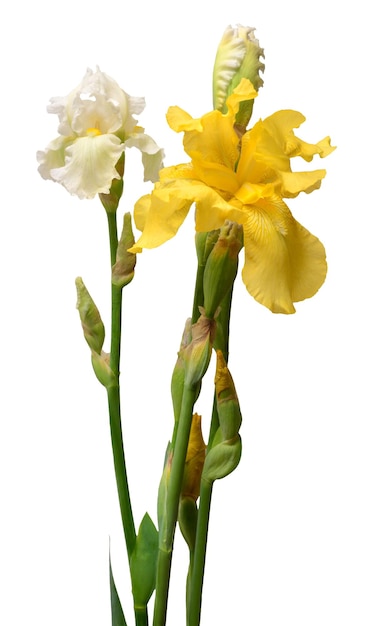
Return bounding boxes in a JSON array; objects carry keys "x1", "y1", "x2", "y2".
[{"x1": 241, "y1": 197, "x2": 327, "y2": 313}]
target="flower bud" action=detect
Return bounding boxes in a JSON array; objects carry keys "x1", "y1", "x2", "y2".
[
  {"x1": 202, "y1": 435, "x2": 242, "y2": 484},
  {"x1": 213, "y1": 24, "x2": 265, "y2": 130},
  {"x1": 91, "y1": 350, "x2": 117, "y2": 388},
  {"x1": 179, "y1": 496, "x2": 198, "y2": 552},
  {"x1": 195, "y1": 229, "x2": 220, "y2": 266},
  {"x1": 112, "y1": 212, "x2": 137, "y2": 288},
  {"x1": 215, "y1": 350, "x2": 242, "y2": 441},
  {"x1": 130, "y1": 513, "x2": 158, "y2": 607},
  {"x1": 171, "y1": 318, "x2": 192, "y2": 423},
  {"x1": 157, "y1": 444, "x2": 172, "y2": 532},
  {"x1": 203, "y1": 221, "x2": 243, "y2": 318},
  {"x1": 183, "y1": 310, "x2": 216, "y2": 388},
  {"x1": 181, "y1": 413, "x2": 206, "y2": 501},
  {"x1": 75, "y1": 277, "x2": 105, "y2": 354}
]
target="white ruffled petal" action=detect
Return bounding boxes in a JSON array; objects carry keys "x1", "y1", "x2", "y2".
[
  {"x1": 37, "y1": 135, "x2": 73, "y2": 180},
  {"x1": 49, "y1": 134, "x2": 125, "y2": 199},
  {"x1": 125, "y1": 133, "x2": 164, "y2": 182}
]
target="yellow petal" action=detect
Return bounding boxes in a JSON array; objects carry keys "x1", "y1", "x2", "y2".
[
  {"x1": 130, "y1": 185, "x2": 193, "y2": 252},
  {"x1": 279, "y1": 169, "x2": 327, "y2": 198},
  {"x1": 166, "y1": 106, "x2": 203, "y2": 132},
  {"x1": 241, "y1": 197, "x2": 327, "y2": 313}
]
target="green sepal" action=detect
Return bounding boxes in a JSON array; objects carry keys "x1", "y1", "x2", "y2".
[
  {"x1": 130, "y1": 513, "x2": 159, "y2": 608},
  {"x1": 109, "y1": 551, "x2": 128, "y2": 626}
]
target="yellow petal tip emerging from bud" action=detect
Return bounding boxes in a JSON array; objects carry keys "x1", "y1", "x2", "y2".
[{"x1": 213, "y1": 24, "x2": 265, "y2": 128}]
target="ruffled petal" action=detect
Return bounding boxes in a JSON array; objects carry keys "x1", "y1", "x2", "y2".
[
  {"x1": 124, "y1": 132, "x2": 164, "y2": 182},
  {"x1": 130, "y1": 186, "x2": 193, "y2": 252},
  {"x1": 49, "y1": 134, "x2": 124, "y2": 199},
  {"x1": 279, "y1": 169, "x2": 327, "y2": 198},
  {"x1": 241, "y1": 197, "x2": 327, "y2": 313},
  {"x1": 130, "y1": 178, "x2": 241, "y2": 252},
  {"x1": 37, "y1": 135, "x2": 73, "y2": 181}
]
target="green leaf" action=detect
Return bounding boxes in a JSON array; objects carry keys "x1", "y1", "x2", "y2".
[
  {"x1": 109, "y1": 552, "x2": 128, "y2": 626},
  {"x1": 130, "y1": 513, "x2": 159, "y2": 608}
]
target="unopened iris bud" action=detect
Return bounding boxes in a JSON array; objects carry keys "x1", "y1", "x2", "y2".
[
  {"x1": 171, "y1": 318, "x2": 192, "y2": 423},
  {"x1": 215, "y1": 350, "x2": 242, "y2": 441},
  {"x1": 183, "y1": 310, "x2": 216, "y2": 388},
  {"x1": 181, "y1": 413, "x2": 206, "y2": 501},
  {"x1": 75, "y1": 277, "x2": 105, "y2": 354},
  {"x1": 91, "y1": 349, "x2": 117, "y2": 388},
  {"x1": 112, "y1": 212, "x2": 137, "y2": 288},
  {"x1": 213, "y1": 24, "x2": 265, "y2": 130},
  {"x1": 203, "y1": 221, "x2": 243, "y2": 318},
  {"x1": 195, "y1": 229, "x2": 220, "y2": 266},
  {"x1": 202, "y1": 435, "x2": 242, "y2": 484},
  {"x1": 157, "y1": 443, "x2": 172, "y2": 532}
]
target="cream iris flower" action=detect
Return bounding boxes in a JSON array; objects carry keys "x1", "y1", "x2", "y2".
[
  {"x1": 37, "y1": 67, "x2": 164, "y2": 199},
  {"x1": 130, "y1": 79, "x2": 335, "y2": 314}
]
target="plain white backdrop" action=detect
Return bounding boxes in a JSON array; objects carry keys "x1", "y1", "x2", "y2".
[{"x1": 1, "y1": 1, "x2": 378, "y2": 625}]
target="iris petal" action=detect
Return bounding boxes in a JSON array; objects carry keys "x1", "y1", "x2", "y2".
[{"x1": 50, "y1": 134, "x2": 124, "y2": 199}]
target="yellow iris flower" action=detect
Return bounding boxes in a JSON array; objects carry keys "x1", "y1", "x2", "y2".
[{"x1": 130, "y1": 79, "x2": 335, "y2": 314}]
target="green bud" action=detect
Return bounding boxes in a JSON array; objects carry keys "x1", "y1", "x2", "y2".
[
  {"x1": 99, "y1": 152, "x2": 125, "y2": 213},
  {"x1": 213, "y1": 24, "x2": 265, "y2": 130},
  {"x1": 195, "y1": 229, "x2": 220, "y2": 266},
  {"x1": 179, "y1": 496, "x2": 198, "y2": 552},
  {"x1": 91, "y1": 350, "x2": 117, "y2": 388},
  {"x1": 157, "y1": 443, "x2": 172, "y2": 533},
  {"x1": 112, "y1": 212, "x2": 137, "y2": 288},
  {"x1": 75, "y1": 277, "x2": 105, "y2": 354},
  {"x1": 171, "y1": 319, "x2": 192, "y2": 423},
  {"x1": 203, "y1": 221, "x2": 243, "y2": 318},
  {"x1": 215, "y1": 350, "x2": 242, "y2": 441},
  {"x1": 202, "y1": 434, "x2": 242, "y2": 483},
  {"x1": 130, "y1": 513, "x2": 159, "y2": 608},
  {"x1": 183, "y1": 311, "x2": 216, "y2": 388}
]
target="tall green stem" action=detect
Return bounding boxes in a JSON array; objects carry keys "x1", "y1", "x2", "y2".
[
  {"x1": 153, "y1": 384, "x2": 198, "y2": 626},
  {"x1": 187, "y1": 285, "x2": 234, "y2": 626},
  {"x1": 106, "y1": 211, "x2": 136, "y2": 561}
]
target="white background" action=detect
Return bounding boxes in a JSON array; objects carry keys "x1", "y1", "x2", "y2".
[{"x1": 1, "y1": 1, "x2": 378, "y2": 625}]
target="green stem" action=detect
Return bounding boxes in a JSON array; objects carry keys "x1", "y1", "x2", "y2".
[
  {"x1": 187, "y1": 285, "x2": 234, "y2": 626},
  {"x1": 187, "y1": 480, "x2": 213, "y2": 626},
  {"x1": 153, "y1": 384, "x2": 198, "y2": 626},
  {"x1": 106, "y1": 211, "x2": 136, "y2": 560},
  {"x1": 135, "y1": 607, "x2": 148, "y2": 626}
]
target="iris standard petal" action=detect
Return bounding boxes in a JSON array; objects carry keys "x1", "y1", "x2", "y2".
[
  {"x1": 49, "y1": 134, "x2": 125, "y2": 199},
  {"x1": 241, "y1": 197, "x2": 327, "y2": 313}
]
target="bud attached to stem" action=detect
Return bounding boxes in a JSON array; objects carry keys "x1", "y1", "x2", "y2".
[
  {"x1": 214, "y1": 350, "x2": 242, "y2": 441},
  {"x1": 213, "y1": 24, "x2": 265, "y2": 131},
  {"x1": 183, "y1": 310, "x2": 216, "y2": 388},
  {"x1": 112, "y1": 212, "x2": 137, "y2": 288},
  {"x1": 203, "y1": 221, "x2": 243, "y2": 318},
  {"x1": 75, "y1": 277, "x2": 105, "y2": 354}
]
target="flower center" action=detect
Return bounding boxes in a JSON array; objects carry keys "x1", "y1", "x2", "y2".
[{"x1": 86, "y1": 127, "x2": 102, "y2": 137}]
